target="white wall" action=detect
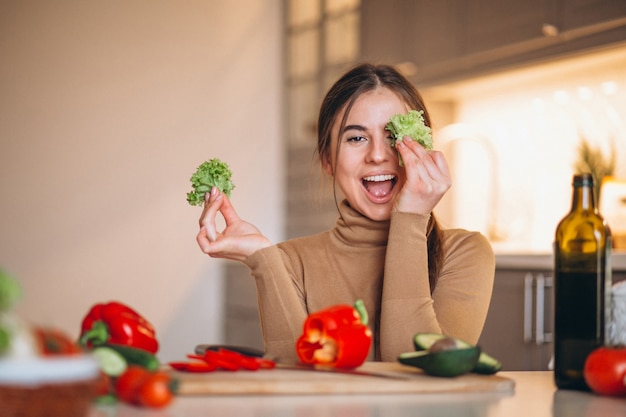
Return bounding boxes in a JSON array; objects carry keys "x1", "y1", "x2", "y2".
[{"x1": 0, "y1": 1, "x2": 283, "y2": 362}]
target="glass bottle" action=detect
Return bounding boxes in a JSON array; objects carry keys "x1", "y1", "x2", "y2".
[{"x1": 554, "y1": 173, "x2": 612, "y2": 390}]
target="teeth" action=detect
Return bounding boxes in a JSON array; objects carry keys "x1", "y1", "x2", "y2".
[{"x1": 363, "y1": 174, "x2": 395, "y2": 182}]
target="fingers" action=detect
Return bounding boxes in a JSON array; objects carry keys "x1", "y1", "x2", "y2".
[
  {"x1": 394, "y1": 136, "x2": 452, "y2": 214},
  {"x1": 198, "y1": 187, "x2": 223, "y2": 241},
  {"x1": 214, "y1": 189, "x2": 241, "y2": 226},
  {"x1": 196, "y1": 226, "x2": 214, "y2": 253},
  {"x1": 397, "y1": 136, "x2": 450, "y2": 185},
  {"x1": 429, "y1": 150, "x2": 451, "y2": 181},
  {"x1": 197, "y1": 229, "x2": 272, "y2": 262}
]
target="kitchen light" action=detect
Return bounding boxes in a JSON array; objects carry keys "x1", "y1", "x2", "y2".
[
  {"x1": 601, "y1": 81, "x2": 618, "y2": 96},
  {"x1": 577, "y1": 86, "x2": 593, "y2": 100},
  {"x1": 532, "y1": 97, "x2": 546, "y2": 113},
  {"x1": 553, "y1": 90, "x2": 569, "y2": 105}
]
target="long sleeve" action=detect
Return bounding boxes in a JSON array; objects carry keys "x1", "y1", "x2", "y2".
[
  {"x1": 243, "y1": 245, "x2": 308, "y2": 363},
  {"x1": 379, "y1": 211, "x2": 495, "y2": 361}
]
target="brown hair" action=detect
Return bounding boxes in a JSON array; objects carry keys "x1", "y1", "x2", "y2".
[{"x1": 315, "y1": 63, "x2": 443, "y2": 292}]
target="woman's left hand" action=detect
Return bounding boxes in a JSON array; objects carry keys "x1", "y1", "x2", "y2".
[
  {"x1": 393, "y1": 136, "x2": 451, "y2": 215},
  {"x1": 196, "y1": 187, "x2": 271, "y2": 262}
]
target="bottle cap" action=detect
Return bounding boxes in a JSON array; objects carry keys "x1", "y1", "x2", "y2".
[{"x1": 573, "y1": 173, "x2": 594, "y2": 187}]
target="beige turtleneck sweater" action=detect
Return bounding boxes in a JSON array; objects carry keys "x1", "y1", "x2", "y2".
[{"x1": 243, "y1": 200, "x2": 495, "y2": 363}]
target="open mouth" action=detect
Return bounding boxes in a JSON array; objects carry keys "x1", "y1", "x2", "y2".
[{"x1": 362, "y1": 174, "x2": 397, "y2": 198}]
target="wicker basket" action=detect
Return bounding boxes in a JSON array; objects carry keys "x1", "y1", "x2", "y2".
[{"x1": 0, "y1": 355, "x2": 99, "y2": 417}]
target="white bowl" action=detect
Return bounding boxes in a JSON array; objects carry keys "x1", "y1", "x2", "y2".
[{"x1": 0, "y1": 354, "x2": 99, "y2": 386}]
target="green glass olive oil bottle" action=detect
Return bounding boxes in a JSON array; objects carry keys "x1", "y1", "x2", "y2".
[{"x1": 554, "y1": 173, "x2": 612, "y2": 390}]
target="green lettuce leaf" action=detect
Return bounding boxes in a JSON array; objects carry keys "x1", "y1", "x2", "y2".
[
  {"x1": 186, "y1": 158, "x2": 235, "y2": 206},
  {"x1": 385, "y1": 110, "x2": 433, "y2": 166}
]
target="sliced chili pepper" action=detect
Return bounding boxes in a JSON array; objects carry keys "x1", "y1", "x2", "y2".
[
  {"x1": 169, "y1": 361, "x2": 217, "y2": 373},
  {"x1": 79, "y1": 301, "x2": 159, "y2": 354},
  {"x1": 217, "y1": 348, "x2": 261, "y2": 370},
  {"x1": 185, "y1": 349, "x2": 275, "y2": 371},
  {"x1": 296, "y1": 299, "x2": 372, "y2": 369},
  {"x1": 203, "y1": 350, "x2": 241, "y2": 371},
  {"x1": 253, "y1": 357, "x2": 276, "y2": 369}
]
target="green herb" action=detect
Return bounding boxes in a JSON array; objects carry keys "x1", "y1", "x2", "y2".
[
  {"x1": 0, "y1": 269, "x2": 21, "y2": 312},
  {"x1": 186, "y1": 158, "x2": 235, "y2": 206},
  {"x1": 0, "y1": 269, "x2": 21, "y2": 356},
  {"x1": 385, "y1": 110, "x2": 433, "y2": 166},
  {"x1": 574, "y1": 137, "x2": 615, "y2": 203}
]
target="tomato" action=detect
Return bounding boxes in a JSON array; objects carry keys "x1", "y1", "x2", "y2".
[
  {"x1": 135, "y1": 371, "x2": 175, "y2": 408},
  {"x1": 94, "y1": 371, "x2": 113, "y2": 396},
  {"x1": 115, "y1": 365, "x2": 151, "y2": 403},
  {"x1": 583, "y1": 346, "x2": 626, "y2": 396},
  {"x1": 33, "y1": 326, "x2": 81, "y2": 355}
]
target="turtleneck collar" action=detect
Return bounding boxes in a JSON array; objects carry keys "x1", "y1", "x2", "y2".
[{"x1": 331, "y1": 200, "x2": 390, "y2": 248}]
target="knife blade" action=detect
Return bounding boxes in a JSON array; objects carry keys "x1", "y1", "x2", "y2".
[{"x1": 194, "y1": 344, "x2": 266, "y2": 358}]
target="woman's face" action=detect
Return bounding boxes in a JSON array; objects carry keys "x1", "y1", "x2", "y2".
[{"x1": 324, "y1": 87, "x2": 408, "y2": 221}]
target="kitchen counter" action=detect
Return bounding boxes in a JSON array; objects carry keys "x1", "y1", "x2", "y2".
[
  {"x1": 495, "y1": 251, "x2": 626, "y2": 271},
  {"x1": 87, "y1": 371, "x2": 626, "y2": 417}
]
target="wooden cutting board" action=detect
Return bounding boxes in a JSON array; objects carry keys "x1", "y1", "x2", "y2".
[{"x1": 172, "y1": 362, "x2": 515, "y2": 395}]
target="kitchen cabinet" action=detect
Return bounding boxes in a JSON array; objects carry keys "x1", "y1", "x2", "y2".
[
  {"x1": 478, "y1": 269, "x2": 554, "y2": 371},
  {"x1": 223, "y1": 262, "x2": 264, "y2": 350},
  {"x1": 360, "y1": 0, "x2": 626, "y2": 86},
  {"x1": 480, "y1": 255, "x2": 626, "y2": 371},
  {"x1": 560, "y1": 0, "x2": 626, "y2": 32}
]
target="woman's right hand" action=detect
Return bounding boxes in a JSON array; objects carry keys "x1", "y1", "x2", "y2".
[
  {"x1": 196, "y1": 187, "x2": 271, "y2": 262},
  {"x1": 393, "y1": 136, "x2": 452, "y2": 215}
]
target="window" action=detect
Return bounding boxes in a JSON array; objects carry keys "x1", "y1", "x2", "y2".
[{"x1": 285, "y1": 0, "x2": 361, "y2": 146}]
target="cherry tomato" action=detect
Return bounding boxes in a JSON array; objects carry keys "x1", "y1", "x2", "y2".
[
  {"x1": 94, "y1": 371, "x2": 113, "y2": 396},
  {"x1": 136, "y1": 371, "x2": 175, "y2": 408},
  {"x1": 583, "y1": 346, "x2": 626, "y2": 396},
  {"x1": 115, "y1": 365, "x2": 150, "y2": 403}
]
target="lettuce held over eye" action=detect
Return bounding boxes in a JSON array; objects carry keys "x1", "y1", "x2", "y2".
[
  {"x1": 385, "y1": 110, "x2": 433, "y2": 166},
  {"x1": 186, "y1": 158, "x2": 235, "y2": 206}
]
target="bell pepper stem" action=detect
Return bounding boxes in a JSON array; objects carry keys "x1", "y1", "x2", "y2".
[
  {"x1": 354, "y1": 299, "x2": 368, "y2": 326},
  {"x1": 79, "y1": 320, "x2": 109, "y2": 347}
]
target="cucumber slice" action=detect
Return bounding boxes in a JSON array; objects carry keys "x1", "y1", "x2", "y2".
[
  {"x1": 103, "y1": 343, "x2": 160, "y2": 371},
  {"x1": 398, "y1": 346, "x2": 481, "y2": 377},
  {"x1": 92, "y1": 346, "x2": 128, "y2": 376},
  {"x1": 412, "y1": 333, "x2": 502, "y2": 375}
]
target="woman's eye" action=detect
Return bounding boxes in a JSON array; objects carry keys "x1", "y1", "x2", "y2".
[{"x1": 347, "y1": 136, "x2": 366, "y2": 143}]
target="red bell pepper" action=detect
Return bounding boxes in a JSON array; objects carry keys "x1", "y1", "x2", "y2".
[
  {"x1": 79, "y1": 301, "x2": 159, "y2": 354},
  {"x1": 296, "y1": 299, "x2": 372, "y2": 369}
]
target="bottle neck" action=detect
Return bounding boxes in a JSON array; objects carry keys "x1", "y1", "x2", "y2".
[{"x1": 571, "y1": 184, "x2": 596, "y2": 212}]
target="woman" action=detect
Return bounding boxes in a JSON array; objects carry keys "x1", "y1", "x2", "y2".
[{"x1": 197, "y1": 63, "x2": 495, "y2": 362}]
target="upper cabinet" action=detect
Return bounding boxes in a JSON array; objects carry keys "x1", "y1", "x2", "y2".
[{"x1": 360, "y1": 0, "x2": 626, "y2": 86}]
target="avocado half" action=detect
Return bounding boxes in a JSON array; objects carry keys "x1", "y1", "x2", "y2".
[
  {"x1": 412, "y1": 333, "x2": 502, "y2": 375},
  {"x1": 398, "y1": 346, "x2": 481, "y2": 377}
]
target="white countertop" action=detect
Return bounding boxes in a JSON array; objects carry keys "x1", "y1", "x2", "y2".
[{"x1": 88, "y1": 371, "x2": 626, "y2": 417}]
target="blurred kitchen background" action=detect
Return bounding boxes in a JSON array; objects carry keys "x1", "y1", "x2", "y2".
[{"x1": 1, "y1": 1, "x2": 625, "y2": 368}]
